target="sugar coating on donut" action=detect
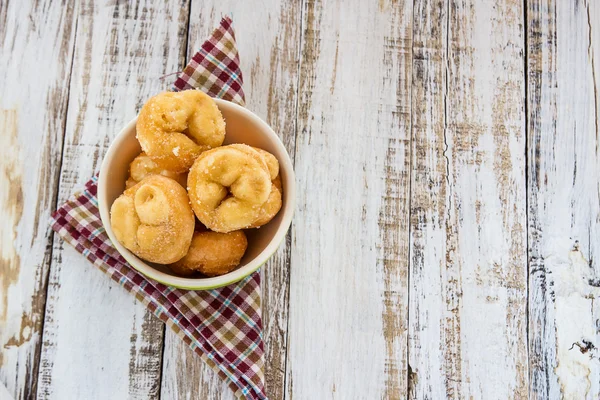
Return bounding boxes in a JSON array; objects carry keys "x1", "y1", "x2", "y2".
[
  {"x1": 110, "y1": 175, "x2": 195, "y2": 264},
  {"x1": 188, "y1": 145, "x2": 272, "y2": 232},
  {"x1": 227, "y1": 145, "x2": 282, "y2": 227},
  {"x1": 249, "y1": 173, "x2": 283, "y2": 228},
  {"x1": 136, "y1": 90, "x2": 225, "y2": 173},
  {"x1": 125, "y1": 152, "x2": 187, "y2": 189},
  {"x1": 169, "y1": 230, "x2": 248, "y2": 277},
  {"x1": 228, "y1": 144, "x2": 280, "y2": 180},
  {"x1": 251, "y1": 147, "x2": 279, "y2": 180}
]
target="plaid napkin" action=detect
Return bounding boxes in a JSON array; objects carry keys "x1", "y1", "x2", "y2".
[{"x1": 50, "y1": 17, "x2": 266, "y2": 400}]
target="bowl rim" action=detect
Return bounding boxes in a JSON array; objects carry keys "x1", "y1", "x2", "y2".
[{"x1": 98, "y1": 98, "x2": 295, "y2": 290}]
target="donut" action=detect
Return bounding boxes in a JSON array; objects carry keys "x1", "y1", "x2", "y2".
[
  {"x1": 110, "y1": 175, "x2": 195, "y2": 264},
  {"x1": 136, "y1": 90, "x2": 225, "y2": 172},
  {"x1": 249, "y1": 173, "x2": 283, "y2": 228},
  {"x1": 125, "y1": 152, "x2": 187, "y2": 189},
  {"x1": 227, "y1": 145, "x2": 282, "y2": 227},
  {"x1": 251, "y1": 147, "x2": 279, "y2": 179},
  {"x1": 169, "y1": 231, "x2": 248, "y2": 277},
  {"x1": 228, "y1": 144, "x2": 279, "y2": 180},
  {"x1": 187, "y1": 144, "x2": 272, "y2": 232}
]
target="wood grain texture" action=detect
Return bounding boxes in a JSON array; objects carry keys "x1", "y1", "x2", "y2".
[
  {"x1": 408, "y1": 0, "x2": 528, "y2": 398},
  {"x1": 159, "y1": 2, "x2": 302, "y2": 399},
  {"x1": 9, "y1": 1, "x2": 600, "y2": 397},
  {"x1": 285, "y1": 0, "x2": 412, "y2": 397},
  {"x1": 527, "y1": 0, "x2": 600, "y2": 398},
  {"x1": 36, "y1": 1, "x2": 189, "y2": 398},
  {"x1": 160, "y1": 330, "x2": 235, "y2": 400},
  {"x1": 0, "y1": 1, "x2": 78, "y2": 398}
]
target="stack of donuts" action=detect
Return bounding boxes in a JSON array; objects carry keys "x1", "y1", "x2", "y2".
[{"x1": 110, "y1": 90, "x2": 283, "y2": 277}]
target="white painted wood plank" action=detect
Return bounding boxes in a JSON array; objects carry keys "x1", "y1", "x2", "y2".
[
  {"x1": 0, "y1": 1, "x2": 78, "y2": 398},
  {"x1": 285, "y1": 0, "x2": 413, "y2": 397},
  {"x1": 160, "y1": 331, "x2": 236, "y2": 400},
  {"x1": 408, "y1": 0, "x2": 528, "y2": 398},
  {"x1": 528, "y1": 1, "x2": 600, "y2": 399},
  {"x1": 159, "y1": 2, "x2": 302, "y2": 399},
  {"x1": 37, "y1": 1, "x2": 190, "y2": 398}
]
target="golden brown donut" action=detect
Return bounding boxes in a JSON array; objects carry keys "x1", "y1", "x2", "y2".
[
  {"x1": 110, "y1": 175, "x2": 195, "y2": 264},
  {"x1": 125, "y1": 152, "x2": 187, "y2": 189},
  {"x1": 136, "y1": 90, "x2": 225, "y2": 172},
  {"x1": 228, "y1": 144, "x2": 279, "y2": 180},
  {"x1": 215, "y1": 144, "x2": 281, "y2": 227},
  {"x1": 248, "y1": 174, "x2": 283, "y2": 228},
  {"x1": 187, "y1": 144, "x2": 272, "y2": 232},
  {"x1": 169, "y1": 231, "x2": 248, "y2": 277},
  {"x1": 251, "y1": 147, "x2": 279, "y2": 180}
]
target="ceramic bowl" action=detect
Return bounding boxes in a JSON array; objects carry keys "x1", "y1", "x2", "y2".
[{"x1": 98, "y1": 99, "x2": 295, "y2": 290}]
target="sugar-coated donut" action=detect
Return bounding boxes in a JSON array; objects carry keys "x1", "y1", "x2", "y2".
[
  {"x1": 251, "y1": 147, "x2": 279, "y2": 180},
  {"x1": 187, "y1": 144, "x2": 272, "y2": 232},
  {"x1": 169, "y1": 231, "x2": 247, "y2": 277},
  {"x1": 228, "y1": 144, "x2": 279, "y2": 180},
  {"x1": 110, "y1": 175, "x2": 195, "y2": 264},
  {"x1": 136, "y1": 90, "x2": 225, "y2": 172},
  {"x1": 227, "y1": 145, "x2": 282, "y2": 227},
  {"x1": 125, "y1": 152, "x2": 187, "y2": 189},
  {"x1": 249, "y1": 174, "x2": 282, "y2": 228}
]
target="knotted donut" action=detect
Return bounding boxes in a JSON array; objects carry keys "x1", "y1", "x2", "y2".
[
  {"x1": 136, "y1": 90, "x2": 225, "y2": 172},
  {"x1": 169, "y1": 231, "x2": 248, "y2": 277},
  {"x1": 188, "y1": 144, "x2": 272, "y2": 232},
  {"x1": 228, "y1": 145, "x2": 282, "y2": 228},
  {"x1": 110, "y1": 175, "x2": 195, "y2": 264},
  {"x1": 125, "y1": 152, "x2": 187, "y2": 189}
]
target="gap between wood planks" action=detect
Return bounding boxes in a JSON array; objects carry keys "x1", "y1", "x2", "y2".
[
  {"x1": 283, "y1": 0, "x2": 306, "y2": 397},
  {"x1": 523, "y1": 0, "x2": 531, "y2": 395}
]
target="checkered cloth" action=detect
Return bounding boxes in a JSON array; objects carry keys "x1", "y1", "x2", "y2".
[
  {"x1": 50, "y1": 17, "x2": 266, "y2": 400},
  {"x1": 173, "y1": 17, "x2": 245, "y2": 104}
]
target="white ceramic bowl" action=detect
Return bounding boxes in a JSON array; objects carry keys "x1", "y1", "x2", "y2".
[{"x1": 98, "y1": 99, "x2": 295, "y2": 290}]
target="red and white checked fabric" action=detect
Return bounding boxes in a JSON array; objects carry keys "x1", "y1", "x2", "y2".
[
  {"x1": 173, "y1": 16, "x2": 245, "y2": 104},
  {"x1": 50, "y1": 17, "x2": 266, "y2": 400}
]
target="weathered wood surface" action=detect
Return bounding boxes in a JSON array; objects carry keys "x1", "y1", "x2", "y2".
[
  {"x1": 36, "y1": 1, "x2": 189, "y2": 399},
  {"x1": 527, "y1": 0, "x2": 600, "y2": 399},
  {"x1": 286, "y1": 0, "x2": 412, "y2": 397},
  {"x1": 0, "y1": 1, "x2": 78, "y2": 398},
  {"x1": 159, "y1": 1, "x2": 302, "y2": 399},
  {"x1": 408, "y1": 0, "x2": 528, "y2": 398},
  {"x1": 2, "y1": 0, "x2": 600, "y2": 399}
]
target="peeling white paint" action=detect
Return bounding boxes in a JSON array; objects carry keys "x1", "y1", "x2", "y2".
[{"x1": 551, "y1": 245, "x2": 600, "y2": 399}]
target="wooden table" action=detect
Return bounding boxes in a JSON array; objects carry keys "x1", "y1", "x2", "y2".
[{"x1": 1, "y1": 0, "x2": 599, "y2": 399}]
